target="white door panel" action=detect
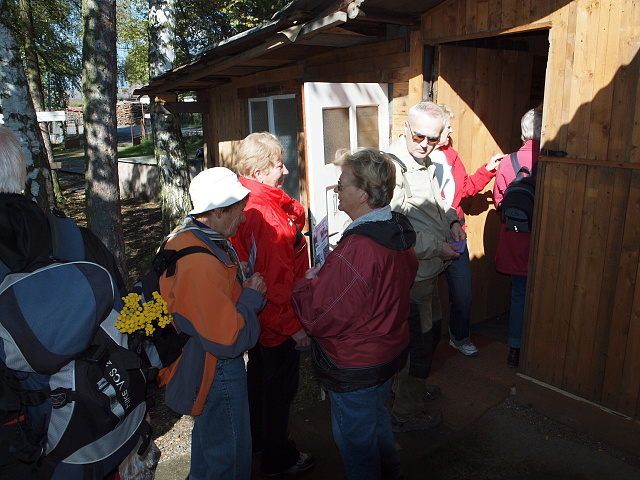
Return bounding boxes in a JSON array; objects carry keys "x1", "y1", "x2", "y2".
[{"x1": 303, "y1": 82, "x2": 389, "y2": 256}]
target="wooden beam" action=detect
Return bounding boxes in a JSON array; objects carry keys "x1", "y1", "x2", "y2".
[
  {"x1": 516, "y1": 374, "x2": 640, "y2": 456},
  {"x1": 159, "y1": 101, "x2": 210, "y2": 114},
  {"x1": 424, "y1": 21, "x2": 553, "y2": 45},
  {"x1": 408, "y1": 29, "x2": 424, "y2": 106}
]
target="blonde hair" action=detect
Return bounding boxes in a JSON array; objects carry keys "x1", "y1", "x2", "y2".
[
  {"x1": 235, "y1": 132, "x2": 284, "y2": 179},
  {"x1": 0, "y1": 126, "x2": 27, "y2": 193},
  {"x1": 334, "y1": 148, "x2": 396, "y2": 208}
]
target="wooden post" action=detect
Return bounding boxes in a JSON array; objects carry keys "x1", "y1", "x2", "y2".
[{"x1": 408, "y1": 29, "x2": 424, "y2": 107}]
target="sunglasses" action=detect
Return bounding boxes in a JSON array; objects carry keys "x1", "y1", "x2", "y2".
[{"x1": 407, "y1": 123, "x2": 440, "y2": 146}]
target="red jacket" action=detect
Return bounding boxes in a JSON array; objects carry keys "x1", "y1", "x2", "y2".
[
  {"x1": 232, "y1": 178, "x2": 309, "y2": 347},
  {"x1": 441, "y1": 146, "x2": 496, "y2": 223},
  {"x1": 493, "y1": 139, "x2": 540, "y2": 275}
]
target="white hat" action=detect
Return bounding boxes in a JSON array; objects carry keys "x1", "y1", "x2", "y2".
[{"x1": 189, "y1": 167, "x2": 250, "y2": 215}]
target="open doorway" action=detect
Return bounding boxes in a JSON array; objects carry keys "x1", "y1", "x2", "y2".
[{"x1": 435, "y1": 29, "x2": 549, "y2": 324}]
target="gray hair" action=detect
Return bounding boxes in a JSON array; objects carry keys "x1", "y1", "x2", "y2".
[
  {"x1": 407, "y1": 101, "x2": 446, "y2": 125},
  {"x1": 334, "y1": 148, "x2": 396, "y2": 208},
  {"x1": 521, "y1": 107, "x2": 542, "y2": 142},
  {"x1": 0, "y1": 126, "x2": 27, "y2": 193}
]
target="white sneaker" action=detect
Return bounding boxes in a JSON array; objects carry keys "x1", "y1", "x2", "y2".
[{"x1": 449, "y1": 339, "x2": 479, "y2": 356}]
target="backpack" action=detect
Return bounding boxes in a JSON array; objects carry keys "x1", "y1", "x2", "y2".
[
  {"x1": 498, "y1": 152, "x2": 537, "y2": 233},
  {"x1": 0, "y1": 207, "x2": 151, "y2": 479},
  {"x1": 124, "y1": 242, "x2": 216, "y2": 373}
]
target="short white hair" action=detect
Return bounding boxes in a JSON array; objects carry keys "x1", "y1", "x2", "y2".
[
  {"x1": 407, "y1": 101, "x2": 446, "y2": 125},
  {"x1": 0, "y1": 126, "x2": 27, "y2": 193},
  {"x1": 521, "y1": 108, "x2": 542, "y2": 142}
]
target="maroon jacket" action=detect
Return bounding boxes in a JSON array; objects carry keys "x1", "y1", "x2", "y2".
[
  {"x1": 493, "y1": 139, "x2": 540, "y2": 275},
  {"x1": 292, "y1": 209, "x2": 418, "y2": 393}
]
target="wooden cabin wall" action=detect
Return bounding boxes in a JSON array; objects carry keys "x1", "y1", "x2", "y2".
[
  {"x1": 422, "y1": 0, "x2": 640, "y2": 439},
  {"x1": 207, "y1": 83, "x2": 247, "y2": 170}
]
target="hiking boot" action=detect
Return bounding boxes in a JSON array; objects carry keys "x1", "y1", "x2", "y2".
[
  {"x1": 421, "y1": 384, "x2": 441, "y2": 403},
  {"x1": 263, "y1": 453, "x2": 315, "y2": 477},
  {"x1": 449, "y1": 339, "x2": 479, "y2": 356},
  {"x1": 391, "y1": 410, "x2": 442, "y2": 433}
]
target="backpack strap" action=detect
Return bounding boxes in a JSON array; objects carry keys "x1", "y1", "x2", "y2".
[
  {"x1": 154, "y1": 246, "x2": 216, "y2": 278},
  {"x1": 510, "y1": 152, "x2": 530, "y2": 179},
  {"x1": 388, "y1": 154, "x2": 413, "y2": 197},
  {"x1": 47, "y1": 210, "x2": 85, "y2": 261}
]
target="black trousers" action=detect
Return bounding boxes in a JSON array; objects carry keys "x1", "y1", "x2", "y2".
[{"x1": 247, "y1": 338, "x2": 301, "y2": 474}]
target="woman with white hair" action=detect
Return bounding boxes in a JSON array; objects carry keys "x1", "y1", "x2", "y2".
[{"x1": 493, "y1": 107, "x2": 543, "y2": 368}]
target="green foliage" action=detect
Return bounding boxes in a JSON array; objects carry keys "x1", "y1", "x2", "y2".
[
  {"x1": 8, "y1": 0, "x2": 82, "y2": 109},
  {"x1": 173, "y1": 0, "x2": 289, "y2": 64},
  {"x1": 117, "y1": 0, "x2": 148, "y2": 85}
]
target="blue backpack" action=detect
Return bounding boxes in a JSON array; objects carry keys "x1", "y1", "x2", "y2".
[{"x1": 0, "y1": 206, "x2": 151, "y2": 479}]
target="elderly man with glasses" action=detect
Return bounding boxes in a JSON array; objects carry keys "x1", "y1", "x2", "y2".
[{"x1": 386, "y1": 101, "x2": 465, "y2": 433}]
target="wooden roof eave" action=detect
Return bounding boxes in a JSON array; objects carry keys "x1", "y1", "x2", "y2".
[{"x1": 136, "y1": 10, "x2": 349, "y2": 97}]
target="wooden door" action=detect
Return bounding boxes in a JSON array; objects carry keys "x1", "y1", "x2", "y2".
[
  {"x1": 303, "y1": 82, "x2": 389, "y2": 262},
  {"x1": 436, "y1": 44, "x2": 534, "y2": 323}
]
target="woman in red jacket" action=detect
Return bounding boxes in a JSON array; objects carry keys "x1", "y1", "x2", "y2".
[
  {"x1": 430, "y1": 105, "x2": 502, "y2": 357},
  {"x1": 231, "y1": 132, "x2": 314, "y2": 477}
]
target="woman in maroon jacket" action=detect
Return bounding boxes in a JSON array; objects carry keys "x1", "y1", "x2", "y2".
[
  {"x1": 292, "y1": 148, "x2": 418, "y2": 480},
  {"x1": 493, "y1": 107, "x2": 542, "y2": 368},
  {"x1": 231, "y1": 132, "x2": 314, "y2": 477}
]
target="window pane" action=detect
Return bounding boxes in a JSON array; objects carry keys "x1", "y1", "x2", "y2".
[
  {"x1": 273, "y1": 97, "x2": 300, "y2": 200},
  {"x1": 250, "y1": 100, "x2": 269, "y2": 132},
  {"x1": 323, "y1": 108, "x2": 350, "y2": 165},
  {"x1": 356, "y1": 106, "x2": 379, "y2": 149}
]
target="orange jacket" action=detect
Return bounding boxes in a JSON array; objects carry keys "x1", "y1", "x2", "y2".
[{"x1": 158, "y1": 227, "x2": 263, "y2": 415}]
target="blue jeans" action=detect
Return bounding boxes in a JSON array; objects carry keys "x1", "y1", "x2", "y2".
[
  {"x1": 190, "y1": 356, "x2": 251, "y2": 480},
  {"x1": 445, "y1": 246, "x2": 473, "y2": 345},
  {"x1": 328, "y1": 379, "x2": 401, "y2": 480},
  {"x1": 509, "y1": 275, "x2": 527, "y2": 349}
]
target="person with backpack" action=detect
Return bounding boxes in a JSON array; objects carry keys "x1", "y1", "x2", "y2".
[
  {"x1": 430, "y1": 105, "x2": 504, "y2": 358},
  {"x1": 0, "y1": 125, "x2": 152, "y2": 479},
  {"x1": 156, "y1": 167, "x2": 266, "y2": 480},
  {"x1": 493, "y1": 107, "x2": 542, "y2": 368}
]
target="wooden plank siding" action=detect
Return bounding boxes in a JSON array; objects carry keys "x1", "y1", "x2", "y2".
[{"x1": 422, "y1": 0, "x2": 640, "y2": 439}]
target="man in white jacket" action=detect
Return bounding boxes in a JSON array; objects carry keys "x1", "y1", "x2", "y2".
[{"x1": 387, "y1": 101, "x2": 466, "y2": 432}]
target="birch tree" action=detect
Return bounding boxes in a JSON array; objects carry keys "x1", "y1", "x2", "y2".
[
  {"x1": 149, "y1": 0, "x2": 191, "y2": 235},
  {"x1": 0, "y1": 0, "x2": 53, "y2": 210},
  {"x1": 17, "y1": 0, "x2": 63, "y2": 205},
  {"x1": 82, "y1": 0, "x2": 127, "y2": 280}
]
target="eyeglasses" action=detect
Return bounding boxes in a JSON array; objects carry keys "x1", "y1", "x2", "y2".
[
  {"x1": 407, "y1": 123, "x2": 440, "y2": 146},
  {"x1": 336, "y1": 180, "x2": 355, "y2": 191}
]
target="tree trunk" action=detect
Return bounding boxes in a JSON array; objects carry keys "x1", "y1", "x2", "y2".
[
  {"x1": 18, "y1": 0, "x2": 64, "y2": 207},
  {"x1": 0, "y1": 0, "x2": 53, "y2": 210},
  {"x1": 149, "y1": 0, "x2": 192, "y2": 235},
  {"x1": 82, "y1": 0, "x2": 128, "y2": 282}
]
